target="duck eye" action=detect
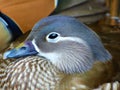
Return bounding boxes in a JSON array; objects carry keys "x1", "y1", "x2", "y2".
[
  {"x1": 48, "y1": 33, "x2": 59, "y2": 39},
  {"x1": 46, "y1": 32, "x2": 60, "y2": 43}
]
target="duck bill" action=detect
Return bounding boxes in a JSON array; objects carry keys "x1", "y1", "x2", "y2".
[{"x1": 3, "y1": 41, "x2": 38, "y2": 59}]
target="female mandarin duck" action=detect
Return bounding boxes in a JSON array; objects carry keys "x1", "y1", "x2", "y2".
[{"x1": 0, "y1": 15, "x2": 114, "y2": 90}]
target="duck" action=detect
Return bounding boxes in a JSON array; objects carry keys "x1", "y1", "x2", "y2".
[{"x1": 0, "y1": 15, "x2": 113, "y2": 90}]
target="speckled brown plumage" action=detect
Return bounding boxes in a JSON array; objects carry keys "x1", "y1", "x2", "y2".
[
  {"x1": 0, "y1": 56, "x2": 65, "y2": 90},
  {"x1": 0, "y1": 56, "x2": 117, "y2": 90}
]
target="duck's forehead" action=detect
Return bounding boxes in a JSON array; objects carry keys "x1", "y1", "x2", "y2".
[{"x1": 37, "y1": 21, "x2": 81, "y2": 37}]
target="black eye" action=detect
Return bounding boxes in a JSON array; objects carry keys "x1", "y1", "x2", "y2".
[
  {"x1": 48, "y1": 33, "x2": 59, "y2": 39},
  {"x1": 46, "y1": 32, "x2": 60, "y2": 43}
]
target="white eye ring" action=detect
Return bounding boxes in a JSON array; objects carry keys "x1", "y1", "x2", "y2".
[{"x1": 46, "y1": 32, "x2": 61, "y2": 43}]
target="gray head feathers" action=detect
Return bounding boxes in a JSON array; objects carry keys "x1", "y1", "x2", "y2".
[
  {"x1": 26, "y1": 15, "x2": 111, "y2": 74},
  {"x1": 28, "y1": 15, "x2": 112, "y2": 61}
]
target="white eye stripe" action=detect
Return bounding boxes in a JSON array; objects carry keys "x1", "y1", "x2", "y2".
[
  {"x1": 57, "y1": 37, "x2": 85, "y2": 43},
  {"x1": 53, "y1": 36, "x2": 88, "y2": 46}
]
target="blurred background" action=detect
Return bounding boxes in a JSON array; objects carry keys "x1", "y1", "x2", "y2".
[{"x1": 54, "y1": 0, "x2": 120, "y2": 25}]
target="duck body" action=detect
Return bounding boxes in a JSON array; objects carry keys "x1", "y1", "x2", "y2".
[
  {"x1": 0, "y1": 56, "x2": 114, "y2": 90},
  {"x1": 0, "y1": 56, "x2": 63, "y2": 90}
]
